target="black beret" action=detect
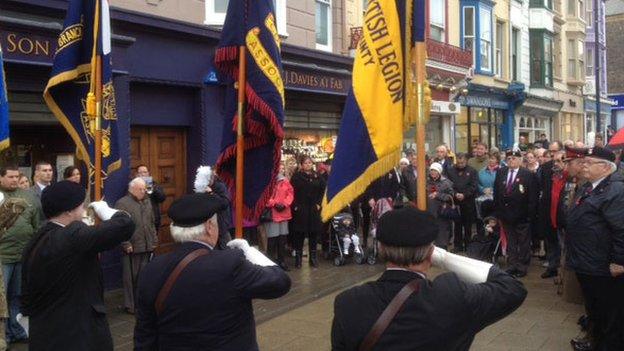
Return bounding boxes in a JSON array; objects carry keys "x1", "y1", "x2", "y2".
[
  {"x1": 586, "y1": 146, "x2": 615, "y2": 162},
  {"x1": 505, "y1": 150, "x2": 522, "y2": 158},
  {"x1": 376, "y1": 206, "x2": 438, "y2": 247},
  {"x1": 564, "y1": 146, "x2": 588, "y2": 161},
  {"x1": 41, "y1": 181, "x2": 86, "y2": 219},
  {"x1": 168, "y1": 193, "x2": 228, "y2": 228}
]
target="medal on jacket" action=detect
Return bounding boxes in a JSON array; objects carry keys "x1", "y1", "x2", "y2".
[{"x1": 519, "y1": 184, "x2": 525, "y2": 194}]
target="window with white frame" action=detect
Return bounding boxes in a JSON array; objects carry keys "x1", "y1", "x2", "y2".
[
  {"x1": 480, "y1": 7, "x2": 492, "y2": 72},
  {"x1": 495, "y1": 21, "x2": 504, "y2": 77},
  {"x1": 567, "y1": 39, "x2": 577, "y2": 79},
  {"x1": 463, "y1": 6, "x2": 476, "y2": 65},
  {"x1": 586, "y1": 0, "x2": 593, "y2": 25},
  {"x1": 316, "y1": 0, "x2": 332, "y2": 51},
  {"x1": 567, "y1": 0, "x2": 576, "y2": 16},
  {"x1": 578, "y1": 0, "x2": 584, "y2": 20},
  {"x1": 553, "y1": 32, "x2": 562, "y2": 78},
  {"x1": 512, "y1": 27, "x2": 520, "y2": 81},
  {"x1": 430, "y1": 0, "x2": 446, "y2": 42},
  {"x1": 205, "y1": 0, "x2": 288, "y2": 36},
  {"x1": 578, "y1": 41, "x2": 584, "y2": 78},
  {"x1": 463, "y1": 7, "x2": 476, "y2": 65},
  {"x1": 205, "y1": 0, "x2": 229, "y2": 25},
  {"x1": 586, "y1": 46, "x2": 594, "y2": 76}
]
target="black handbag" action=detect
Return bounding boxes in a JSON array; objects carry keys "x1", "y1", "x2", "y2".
[
  {"x1": 439, "y1": 198, "x2": 461, "y2": 220},
  {"x1": 260, "y1": 208, "x2": 273, "y2": 223}
]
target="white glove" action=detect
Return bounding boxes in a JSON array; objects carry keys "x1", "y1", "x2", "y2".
[
  {"x1": 432, "y1": 246, "x2": 493, "y2": 284},
  {"x1": 88, "y1": 201, "x2": 119, "y2": 221},
  {"x1": 0, "y1": 192, "x2": 4, "y2": 206},
  {"x1": 17, "y1": 313, "x2": 29, "y2": 336},
  {"x1": 227, "y1": 239, "x2": 276, "y2": 267}
]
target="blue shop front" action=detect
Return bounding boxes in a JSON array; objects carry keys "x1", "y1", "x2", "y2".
[
  {"x1": 455, "y1": 83, "x2": 525, "y2": 152},
  {"x1": 0, "y1": 0, "x2": 352, "y2": 288}
]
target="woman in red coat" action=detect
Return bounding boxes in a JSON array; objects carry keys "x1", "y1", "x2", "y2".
[{"x1": 265, "y1": 164, "x2": 294, "y2": 270}]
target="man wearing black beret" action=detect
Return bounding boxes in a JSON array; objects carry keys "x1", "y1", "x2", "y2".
[
  {"x1": 21, "y1": 181, "x2": 135, "y2": 351},
  {"x1": 134, "y1": 192, "x2": 291, "y2": 351},
  {"x1": 331, "y1": 206, "x2": 527, "y2": 350},
  {"x1": 565, "y1": 146, "x2": 624, "y2": 350}
]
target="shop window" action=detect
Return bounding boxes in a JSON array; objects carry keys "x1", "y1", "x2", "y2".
[
  {"x1": 530, "y1": 30, "x2": 553, "y2": 88},
  {"x1": 430, "y1": 0, "x2": 446, "y2": 42},
  {"x1": 205, "y1": 0, "x2": 287, "y2": 35},
  {"x1": 495, "y1": 21, "x2": 504, "y2": 78},
  {"x1": 316, "y1": 0, "x2": 332, "y2": 52}
]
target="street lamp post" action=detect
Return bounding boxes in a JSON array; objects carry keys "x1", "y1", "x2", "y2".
[{"x1": 594, "y1": 0, "x2": 601, "y2": 136}]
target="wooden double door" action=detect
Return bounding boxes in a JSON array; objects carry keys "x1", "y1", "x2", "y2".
[{"x1": 130, "y1": 127, "x2": 186, "y2": 254}]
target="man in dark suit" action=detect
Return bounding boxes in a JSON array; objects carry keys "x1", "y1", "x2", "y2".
[
  {"x1": 29, "y1": 161, "x2": 54, "y2": 200},
  {"x1": 332, "y1": 206, "x2": 526, "y2": 350},
  {"x1": 400, "y1": 150, "x2": 418, "y2": 202},
  {"x1": 21, "y1": 181, "x2": 135, "y2": 351},
  {"x1": 136, "y1": 165, "x2": 166, "y2": 231},
  {"x1": 493, "y1": 150, "x2": 538, "y2": 278},
  {"x1": 134, "y1": 193, "x2": 291, "y2": 351},
  {"x1": 446, "y1": 153, "x2": 479, "y2": 252}
]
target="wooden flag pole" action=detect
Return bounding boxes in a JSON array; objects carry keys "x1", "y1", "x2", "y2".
[
  {"x1": 94, "y1": 54, "x2": 103, "y2": 201},
  {"x1": 235, "y1": 45, "x2": 247, "y2": 239},
  {"x1": 414, "y1": 42, "x2": 427, "y2": 211}
]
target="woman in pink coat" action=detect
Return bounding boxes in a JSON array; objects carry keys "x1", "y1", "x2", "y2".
[{"x1": 265, "y1": 164, "x2": 294, "y2": 270}]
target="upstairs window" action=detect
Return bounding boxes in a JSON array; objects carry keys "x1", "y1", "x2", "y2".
[
  {"x1": 461, "y1": 3, "x2": 493, "y2": 74},
  {"x1": 479, "y1": 7, "x2": 492, "y2": 72},
  {"x1": 495, "y1": 20, "x2": 504, "y2": 77},
  {"x1": 530, "y1": 30, "x2": 554, "y2": 88},
  {"x1": 316, "y1": 0, "x2": 332, "y2": 51},
  {"x1": 586, "y1": 46, "x2": 594, "y2": 76},
  {"x1": 205, "y1": 0, "x2": 288, "y2": 36},
  {"x1": 430, "y1": 0, "x2": 446, "y2": 42}
]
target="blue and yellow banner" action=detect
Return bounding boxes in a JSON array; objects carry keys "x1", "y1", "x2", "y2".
[
  {"x1": 43, "y1": 0, "x2": 120, "y2": 182},
  {"x1": 0, "y1": 44, "x2": 9, "y2": 151},
  {"x1": 215, "y1": 0, "x2": 285, "y2": 220},
  {"x1": 322, "y1": 0, "x2": 426, "y2": 221}
]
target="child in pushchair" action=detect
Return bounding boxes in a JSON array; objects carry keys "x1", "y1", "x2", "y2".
[
  {"x1": 367, "y1": 198, "x2": 394, "y2": 265},
  {"x1": 330, "y1": 207, "x2": 365, "y2": 266},
  {"x1": 467, "y1": 199, "x2": 502, "y2": 263}
]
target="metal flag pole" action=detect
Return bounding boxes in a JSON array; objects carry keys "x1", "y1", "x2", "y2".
[{"x1": 235, "y1": 45, "x2": 247, "y2": 239}]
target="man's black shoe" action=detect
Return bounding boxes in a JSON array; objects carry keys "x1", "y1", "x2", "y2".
[
  {"x1": 514, "y1": 271, "x2": 527, "y2": 278},
  {"x1": 541, "y1": 270, "x2": 557, "y2": 279},
  {"x1": 570, "y1": 336, "x2": 594, "y2": 351}
]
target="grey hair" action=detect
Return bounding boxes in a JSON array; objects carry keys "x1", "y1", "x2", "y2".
[
  {"x1": 128, "y1": 177, "x2": 145, "y2": 191},
  {"x1": 607, "y1": 161, "x2": 617, "y2": 173},
  {"x1": 378, "y1": 242, "x2": 434, "y2": 266},
  {"x1": 170, "y1": 214, "x2": 217, "y2": 243}
]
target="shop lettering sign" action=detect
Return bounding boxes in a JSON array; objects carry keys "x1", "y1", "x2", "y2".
[
  {"x1": 431, "y1": 100, "x2": 459, "y2": 114},
  {"x1": 0, "y1": 30, "x2": 56, "y2": 63},
  {"x1": 282, "y1": 68, "x2": 350, "y2": 95},
  {"x1": 458, "y1": 95, "x2": 508, "y2": 110}
]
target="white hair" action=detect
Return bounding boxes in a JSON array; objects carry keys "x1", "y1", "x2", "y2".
[
  {"x1": 170, "y1": 214, "x2": 217, "y2": 243},
  {"x1": 128, "y1": 177, "x2": 145, "y2": 190}
]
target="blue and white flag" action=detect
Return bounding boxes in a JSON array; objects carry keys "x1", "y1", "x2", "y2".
[{"x1": 43, "y1": 0, "x2": 120, "y2": 182}]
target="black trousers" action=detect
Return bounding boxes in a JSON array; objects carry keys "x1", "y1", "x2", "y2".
[
  {"x1": 293, "y1": 231, "x2": 318, "y2": 254},
  {"x1": 504, "y1": 222, "x2": 531, "y2": 273},
  {"x1": 545, "y1": 226, "x2": 561, "y2": 271},
  {"x1": 576, "y1": 273, "x2": 624, "y2": 350},
  {"x1": 453, "y1": 205, "x2": 474, "y2": 251}
]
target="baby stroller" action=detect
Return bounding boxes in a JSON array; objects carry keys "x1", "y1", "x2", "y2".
[
  {"x1": 366, "y1": 198, "x2": 394, "y2": 265},
  {"x1": 467, "y1": 198, "x2": 503, "y2": 264},
  {"x1": 329, "y1": 211, "x2": 365, "y2": 266}
]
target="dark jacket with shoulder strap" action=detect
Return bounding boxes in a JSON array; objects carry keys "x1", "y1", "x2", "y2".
[
  {"x1": 134, "y1": 242, "x2": 291, "y2": 351},
  {"x1": 21, "y1": 212, "x2": 135, "y2": 351},
  {"x1": 566, "y1": 173, "x2": 624, "y2": 276},
  {"x1": 331, "y1": 268, "x2": 526, "y2": 351}
]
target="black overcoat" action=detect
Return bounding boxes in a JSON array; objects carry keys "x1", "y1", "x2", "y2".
[
  {"x1": 331, "y1": 268, "x2": 526, "y2": 350},
  {"x1": 134, "y1": 242, "x2": 291, "y2": 350},
  {"x1": 446, "y1": 165, "x2": 479, "y2": 218},
  {"x1": 492, "y1": 167, "x2": 538, "y2": 225},
  {"x1": 290, "y1": 170, "x2": 325, "y2": 233},
  {"x1": 566, "y1": 173, "x2": 624, "y2": 276},
  {"x1": 21, "y1": 213, "x2": 135, "y2": 351}
]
